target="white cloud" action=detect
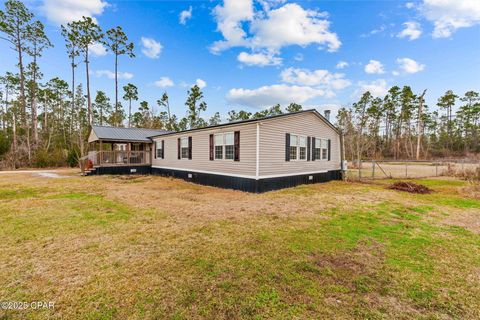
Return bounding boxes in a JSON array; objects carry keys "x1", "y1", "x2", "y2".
[
  {"x1": 196, "y1": 79, "x2": 207, "y2": 89},
  {"x1": 95, "y1": 70, "x2": 133, "y2": 79},
  {"x1": 258, "y1": 0, "x2": 288, "y2": 11},
  {"x1": 40, "y1": 0, "x2": 108, "y2": 24},
  {"x1": 179, "y1": 6, "x2": 193, "y2": 25},
  {"x1": 237, "y1": 51, "x2": 282, "y2": 66},
  {"x1": 397, "y1": 21, "x2": 422, "y2": 40},
  {"x1": 280, "y1": 67, "x2": 351, "y2": 90},
  {"x1": 249, "y1": 3, "x2": 341, "y2": 52},
  {"x1": 357, "y1": 79, "x2": 389, "y2": 97},
  {"x1": 360, "y1": 25, "x2": 387, "y2": 38},
  {"x1": 154, "y1": 77, "x2": 174, "y2": 88},
  {"x1": 294, "y1": 53, "x2": 304, "y2": 61},
  {"x1": 364, "y1": 60, "x2": 385, "y2": 74},
  {"x1": 396, "y1": 57, "x2": 425, "y2": 73},
  {"x1": 226, "y1": 65, "x2": 351, "y2": 108},
  {"x1": 211, "y1": 0, "x2": 340, "y2": 58},
  {"x1": 211, "y1": 0, "x2": 254, "y2": 53},
  {"x1": 421, "y1": 0, "x2": 480, "y2": 38},
  {"x1": 406, "y1": 2, "x2": 415, "y2": 9},
  {"x1": 140, "y1": 37, "x2": 162, "y2": 59},
  {"x1": 90, "y1": 42, "x2": 108, "y2": 56},
  {"x1": 227, "y1": 84, "x2": 326, "y2": 108},
  {"x1": 336, "y1": 61, "x2": 349, "y2": 69}
]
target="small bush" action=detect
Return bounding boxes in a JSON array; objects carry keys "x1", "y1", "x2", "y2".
[
  {"x1": 34, "y1": 148, "x2": 67, "y2": 168},
  {"x1": 442, "y1": 164, "x2": 480, "y2": 182},
  {"x1": 66, "y1": 148, "x2": 80, "y2": 167}
]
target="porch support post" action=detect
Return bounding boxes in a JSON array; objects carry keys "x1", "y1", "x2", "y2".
[
  {"x1": 99, "y1": 140, "x2": 103, "y2": 165},
  {"x1": 127, "y1": 142, "x2": 131, "y2": 165},
  {"x1": 149, "y1": 143, "x2": 152, "y2": 165}
]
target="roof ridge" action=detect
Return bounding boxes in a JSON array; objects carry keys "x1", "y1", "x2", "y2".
[
  {"x1": 149, "y1": 109, "x2": 337, "y2": 138},
  {"x1": 91, "y1": 125, "x2": 167, "y2": 131}
]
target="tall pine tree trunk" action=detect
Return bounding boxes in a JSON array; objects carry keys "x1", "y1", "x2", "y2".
[
  {"x1": 416, "y1": 90, "x2": 426, "y2": 160},
  {"x1": 31, "y1": 52, "x2": 39, "y2": 146},
  {"x1": 115, "y1": 53, "x2": 118, "y2": 124},
  {"x1": 86, "y1": 49, "x2": 92, "y2": 126},
  {"x1": 70, "y1": 56, "x2": 76, "y2": 147},
  {"x1": 12, "y1": 111, "x2": 17, "y2": 168},
  {"x1": 128, "y1": 99, "x2": 131, "y2": 127}
]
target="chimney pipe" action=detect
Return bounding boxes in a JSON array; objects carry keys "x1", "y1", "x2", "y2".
[{"x1": 324, "y1": 110, "x2": 331, "y2": 121}]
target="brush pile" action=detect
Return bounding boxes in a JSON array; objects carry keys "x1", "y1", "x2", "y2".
[{"x1": 388, "y1": 181, "x2": 433, "y2": 194}]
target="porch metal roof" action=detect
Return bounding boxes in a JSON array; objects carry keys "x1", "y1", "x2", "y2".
[{"x1": 90, "y1": 125, "x2": 170, "y2": 142}]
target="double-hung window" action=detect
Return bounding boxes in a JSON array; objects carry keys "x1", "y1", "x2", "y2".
[
  {"x1": 298, "y1": 136, "x2": 307, "y2": 160},
  {"x1": 289, "y1": 134, "x2": 307, "y2": 161},
  {"x1": 214, "y1": 132, "x2": 234, "y2": 160},
  {"x1": 181, "y1": 137, "x2": 189, "y2": 159},
  {"x1": 315, "y1": 138, "x2": 328, "y2": 160},
  {"x1": 156, "y1": 141, "x2": 163, "y2": 158},
  {"x1": 289, "y1": 135, "x2": 298, "y2": 160}
]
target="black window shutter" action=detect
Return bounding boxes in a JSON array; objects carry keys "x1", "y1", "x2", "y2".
[
  {"x1": 328, "y1": 139, "x2": 331, "y2": 161},
  {"x1": 307, "y1": 136, "x2": 311, "y2": 161},
  {"x1": 312, "y1": 137, "x2": 316, "y2": 161},
  {"x1": 188, "y1": 136, "x2": 192, "y2": 160},
  {"x1": 154, "y1": 141, "x2": 157, "y2": 159},
  {"x1": 177, "y1": 138, "x2": 181, "y2": 159},
  {"x1": 285, "y1": 133, "x2": 290, "y2": 161},
  {"x1": 209, "y1": 134, "x2": 214, "y2": 161},
  {"x1": 161, "y1": 140, "x2": 164, "y2": 159},
  {"x1": 234, "y1": 131, "x2": 240, "y2": 162}
]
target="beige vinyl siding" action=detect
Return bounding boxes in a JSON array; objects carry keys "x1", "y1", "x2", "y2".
[
  {"x1": 152, "y1": 123, "x2": 257, "y2": 176},
  {"x1": 259, "y1": 112, "x2": 340, "y2": 176}
]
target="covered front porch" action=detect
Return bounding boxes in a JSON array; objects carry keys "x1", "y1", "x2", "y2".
[
  {"x1": 87, "y1": 140, "x2": 152, "y2": 167},
  {"x1": 86, "y1": 125, "x2": 169, "y2": 171}
]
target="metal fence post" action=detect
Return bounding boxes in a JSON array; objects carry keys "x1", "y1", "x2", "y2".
[
  {"x1": 372, "y1": 160, "x2": 376, "y2": 179},
  {"x1": 405, "y1": 162, "x2": 408, "y2": 178},
  {"x1": 359, "y1": 160, "x2": 362, "y2": 181},
  {"x1": 435, "y1": 162, "x2": 438, "y2": 176}
]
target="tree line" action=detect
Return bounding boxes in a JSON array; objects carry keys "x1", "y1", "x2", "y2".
[
  {"x1": 1, "y1": 0, "x2": 478, "y2": 169},
  {"x1": 337, "y1": 87, "x2": 480, "y2": 162},
  {"x1": 0, "y1": 0, "x2": 304, "y2": 168}
]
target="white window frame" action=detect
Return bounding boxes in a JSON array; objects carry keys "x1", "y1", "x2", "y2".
[
  {"x1": 315, "y1": 138, "x2": 329, "y2": 161},
  {"x1": 290, "y1": 134, "x2": 307, "y2": 162},
  {"x1": 180, "y1": 137, "x2": 189, "y2": 159},
  {"x1": 214, "y1": 132, "x2": 234, "y2": 161}
]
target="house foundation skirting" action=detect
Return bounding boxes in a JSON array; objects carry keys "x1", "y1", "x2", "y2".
[
  {"x1": 150, "y1": 167, "x2": 342, "y2": 193},
  {"x1": 92, "y1": 166, "x2": 152, "y2": 175},
  {"x1": 88, "y1": 166, "x2": 342, "y2": 192}
]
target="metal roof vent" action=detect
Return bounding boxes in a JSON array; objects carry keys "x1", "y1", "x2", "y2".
[{"x1": 324, "y1": 110, "x2": 331, "y2": 121}]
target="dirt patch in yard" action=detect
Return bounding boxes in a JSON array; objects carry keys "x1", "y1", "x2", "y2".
[
  {"x1": 462, "y1": 183, "x2": 480, "y2": 200},
  {"x1": 441, "y1": 208, "x2": 480, "y2": 234}
]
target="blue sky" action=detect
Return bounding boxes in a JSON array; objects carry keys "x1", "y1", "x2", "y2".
[{"x1": 1, "y1": 0, "x2": 479, "y2": 120}]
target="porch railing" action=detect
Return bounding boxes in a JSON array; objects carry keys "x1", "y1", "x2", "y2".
[{"x1": 88, "y1": 150, "x2": 151, "y2": 167}]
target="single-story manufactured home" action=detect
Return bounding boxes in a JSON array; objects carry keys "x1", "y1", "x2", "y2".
[{"x1": 87, "y1": 109, "x2": 344, "y2": 192}]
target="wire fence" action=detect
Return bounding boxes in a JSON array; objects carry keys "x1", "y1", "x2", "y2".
[{"x1": 346, "y1": 159, "x2": 480, "y2": 181}]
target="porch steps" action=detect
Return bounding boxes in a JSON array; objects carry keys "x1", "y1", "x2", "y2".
[{"x1": 84, "y1": 167, "x2": 98, "y2": 176}]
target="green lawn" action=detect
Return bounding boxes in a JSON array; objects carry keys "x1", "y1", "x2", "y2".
[{"x1": 0, "y1": 170, "x2": 479, "y2": 319}]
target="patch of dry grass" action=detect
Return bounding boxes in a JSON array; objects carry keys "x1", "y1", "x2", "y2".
[{"x1": 0, "y1": 170, "x2": 479, "y2": 319}]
